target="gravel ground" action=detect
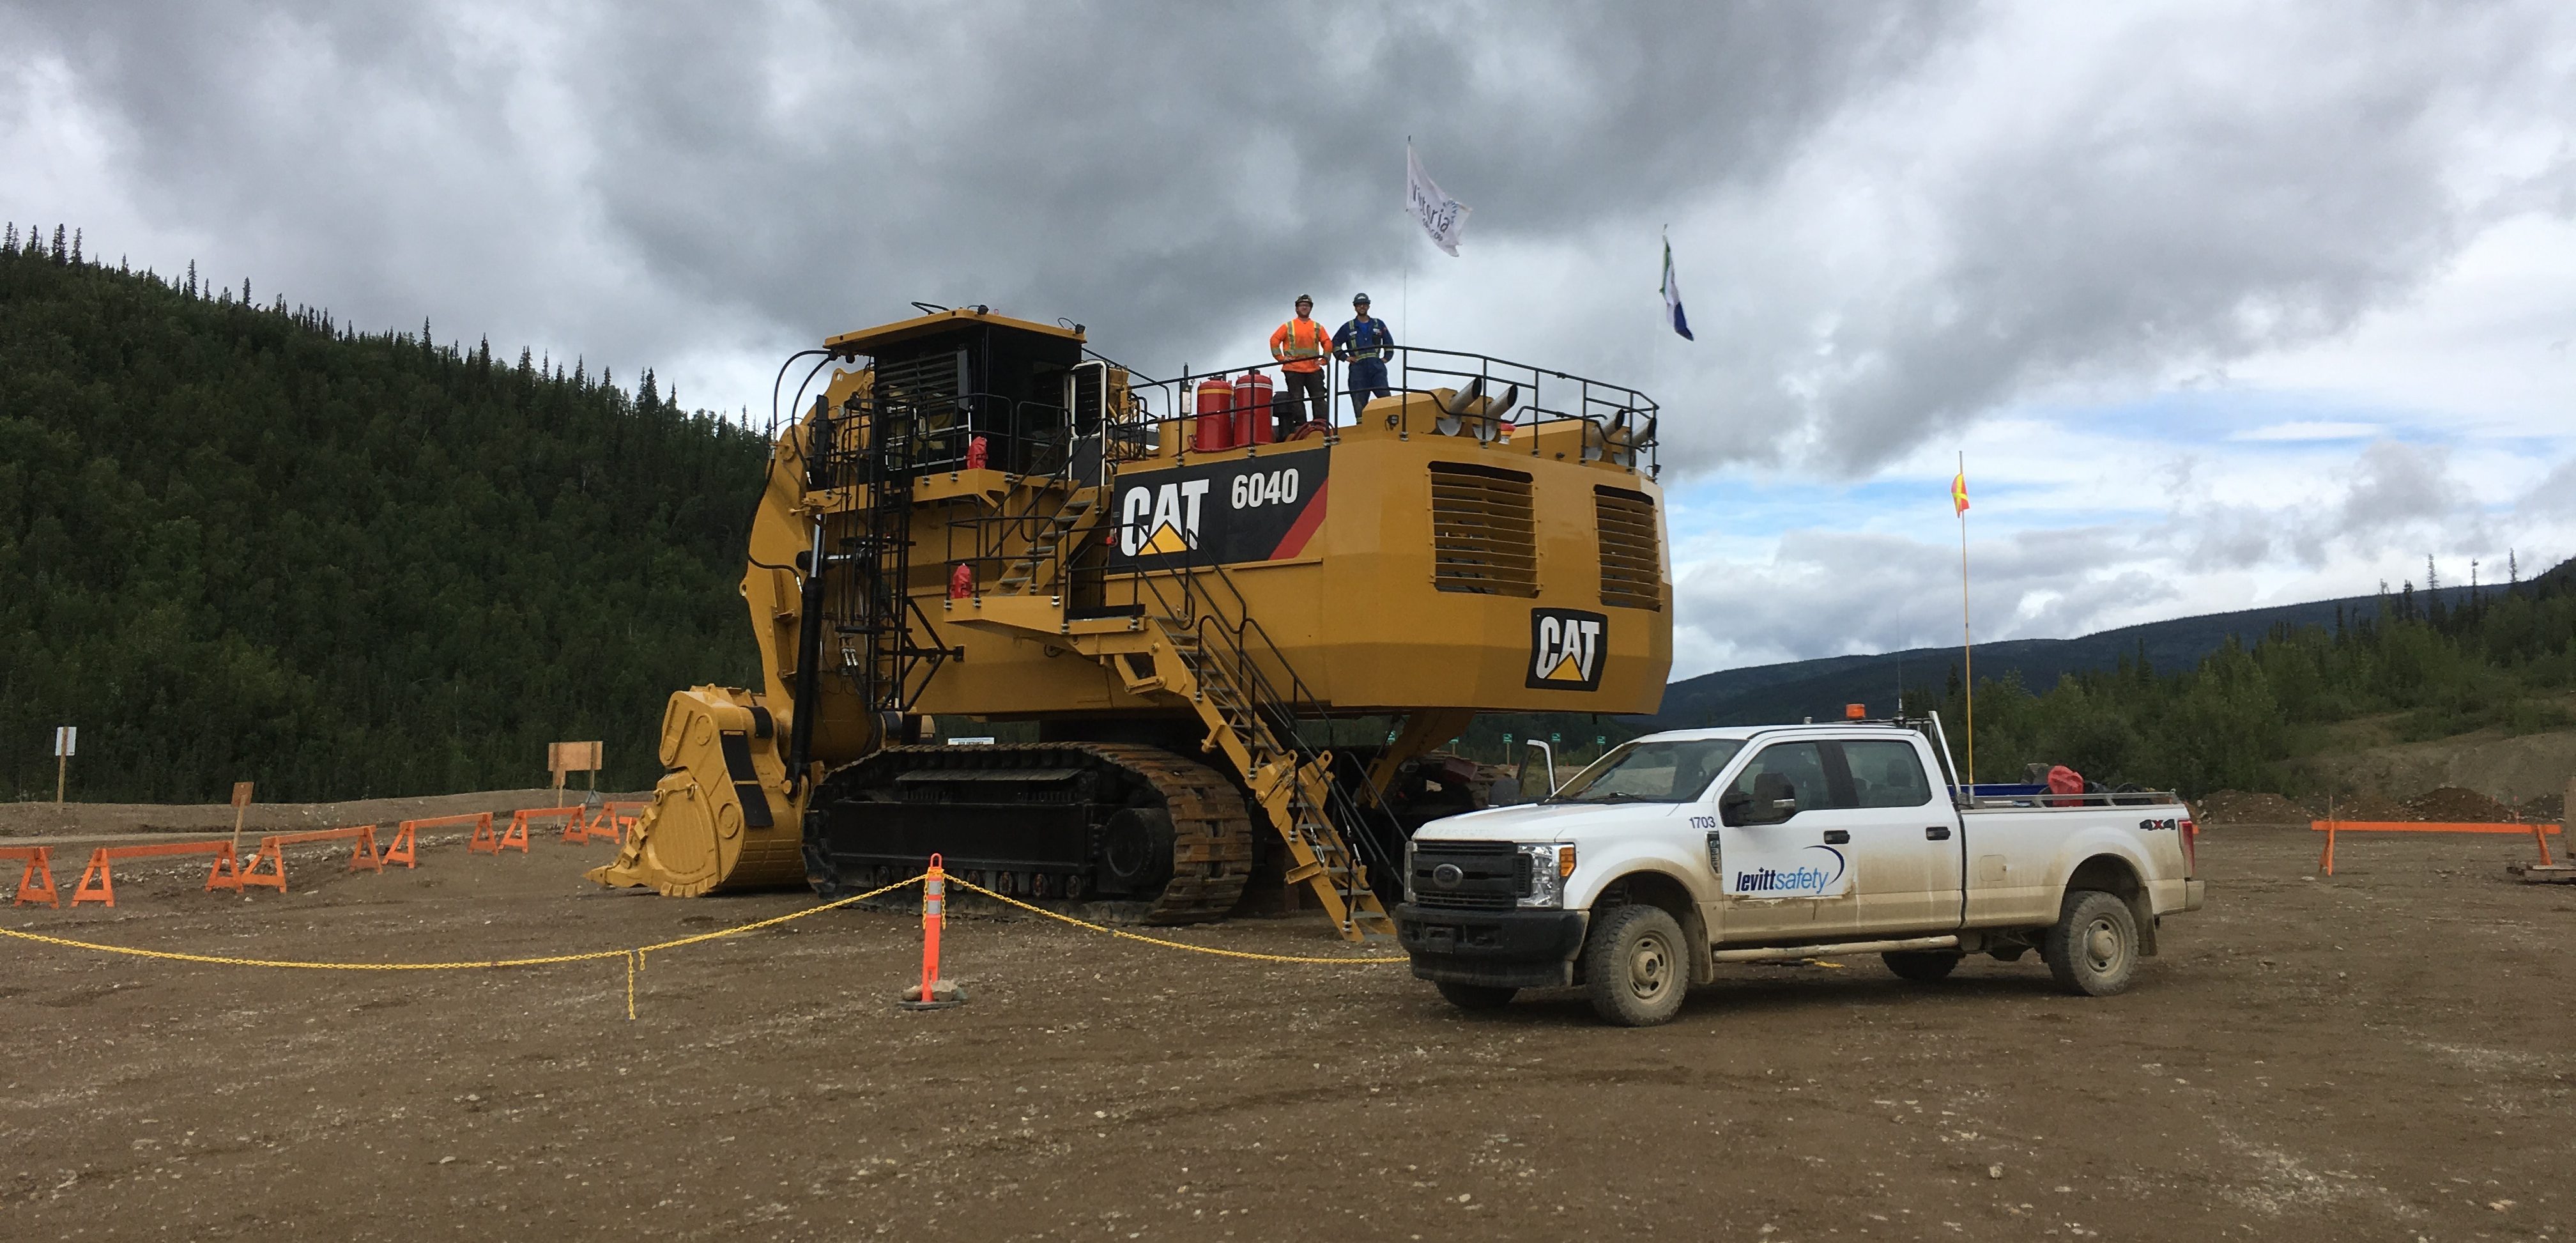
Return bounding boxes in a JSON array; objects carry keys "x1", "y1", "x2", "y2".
[{"x1": 2, "y1": 821, "x2": 2570, "y2": 1240}]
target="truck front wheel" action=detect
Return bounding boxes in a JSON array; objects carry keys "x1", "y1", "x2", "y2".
[
  {"x1": 2044, "y1": 889, "x2": 2140, "y2": 996},
  {"x1": 1581, "y1": 905, "x2": 1689, "y2": 1026}
]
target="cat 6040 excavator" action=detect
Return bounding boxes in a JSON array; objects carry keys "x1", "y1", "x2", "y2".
[{"x1": 588, "y1": 306, "x2": 1671, "y2": 938}]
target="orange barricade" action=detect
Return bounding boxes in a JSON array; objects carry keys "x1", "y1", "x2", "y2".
[
  {"x1": 2312, "y1": 819, "x2": 2563, "y2": 876},
  {"x1": 399, "y1": 811, "x2": 494, "y2": 861},
  {"x1": 498, "y1": 807, "x2": 580, "y2": 854},
  {"x1": 236, "y1": 826, "x2": 384, "y2": 895},
  {"x1": 3, "y1": 845, "x2": 59, "y2": 908},
  {"x1": 564, "y1": 801, "x2": 649, "y2": 845},
  {"x1": 70, "y1": 840, "x2": 243, "y2": 908}
]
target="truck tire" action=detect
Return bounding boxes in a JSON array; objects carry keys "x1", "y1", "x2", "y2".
[
  {"x1": 2044, "y1": 889, "x2": 2139, "y2": 996},
  {"x1": 1581, "y1": 905, "x2": 1688, "y2": 1026},
  {"x1": 1881, "y1": 950, "x2": 1962, "y2": 982},
  {"x1": 1434, "y1": 981, "x2": 1518, "y2": 1011}
]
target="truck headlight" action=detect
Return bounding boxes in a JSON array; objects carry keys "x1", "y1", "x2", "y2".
[{"x1": 1518, "y1": 842, "x2": 1570, "y2": 908}]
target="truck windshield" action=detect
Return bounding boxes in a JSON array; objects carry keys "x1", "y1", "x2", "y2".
[{"x1": 1545, "y1": 739, "x2": 1746, "y2": 804}]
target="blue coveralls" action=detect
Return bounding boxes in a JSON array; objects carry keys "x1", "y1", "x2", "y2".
[{"x1": 1331, "y1": 316, "x2": 1396, "y2": 420}]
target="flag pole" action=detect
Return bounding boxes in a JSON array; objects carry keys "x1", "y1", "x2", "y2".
[
  {"x1": 1957, "y1": 449, "x2": 1975, "y2": 793},
  {"x1": 1402, "y1": 137, "x2": 1412, "y2": 350}
]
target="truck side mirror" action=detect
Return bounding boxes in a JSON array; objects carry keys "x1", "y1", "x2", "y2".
[{"x1": 1522, "y1": 740, "x2": 1557, "y2": 795}]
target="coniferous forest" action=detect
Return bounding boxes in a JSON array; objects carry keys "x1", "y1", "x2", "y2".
[
  {"x1": 1, "y1": 226, "x2": 765, "y2": 801},
  {"x1": 1906, "y1": 561, "x2": 2576, "y2": 797},
  {"x1": 4, "y1": 224, "x2": 2571, "y2": 804}
]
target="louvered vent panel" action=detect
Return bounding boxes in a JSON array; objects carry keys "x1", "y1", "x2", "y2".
[
  {"x1": 1430, "y1": 463, "x2": 1538, "y2": 596},
  {"x1": 1596, "y1": 486, "x2": 1661, "y2": 610}
]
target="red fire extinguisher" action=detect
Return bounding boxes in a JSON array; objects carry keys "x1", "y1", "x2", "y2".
[
  {"x1": 965, "y1": 435, "x2": 988, "y2": 471},
  {"x1": 948, "y1": 563, "x2": 973, "y2": 599},
  {"x1": 1234, "y1": 370, "x2": 1275, "y2": 445},
  {"x1": 1193, "y1": 378, "x2": 1236, "y2": 452}
]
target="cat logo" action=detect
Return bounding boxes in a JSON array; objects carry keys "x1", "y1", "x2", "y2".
[
  {"x1": 1118, "y1": 478, "x2": 1213, "y2": 557},
  {"x1": 1526, "y1": 608, "x2": 1607, "y2": 691}
]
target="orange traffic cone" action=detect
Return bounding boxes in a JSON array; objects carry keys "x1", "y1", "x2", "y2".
[{"x1": 899, "y1": 853, "x2": 967, "y2": 1011}]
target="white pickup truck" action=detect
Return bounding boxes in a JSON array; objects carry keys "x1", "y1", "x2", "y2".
[{"x1": 1393, "y1": 720, "x2": 2204, "y2": 1026}]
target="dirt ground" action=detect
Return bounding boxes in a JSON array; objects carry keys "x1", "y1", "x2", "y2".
[{"x1": 4, "y1": 819, "x2": 2572, "y2": 1241}]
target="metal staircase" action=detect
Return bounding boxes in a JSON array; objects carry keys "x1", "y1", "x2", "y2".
[
  {"x1": 1130, "y1": 615, "x2": 1394, "y2": 938},
  {"x1": 957, "y1": 408, "x2": 1397, "y2": 939}
]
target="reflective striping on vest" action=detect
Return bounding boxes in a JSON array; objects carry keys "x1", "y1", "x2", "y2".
[{"x1": 1274, "y1": 319, "x2": 1328, "y2": 363}]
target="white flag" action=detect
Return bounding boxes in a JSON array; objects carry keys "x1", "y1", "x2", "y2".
[{"x1": 1407, "y1": 143, "x2": 1470, "y2": 256}]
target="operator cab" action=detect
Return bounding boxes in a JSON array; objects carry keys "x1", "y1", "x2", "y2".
[{"x1": 824, "y1": 307, "x2": 1093, "y2": 477}]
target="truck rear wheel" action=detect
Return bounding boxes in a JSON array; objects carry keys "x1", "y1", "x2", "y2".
[
  {"x1": 1882, "y1": 950, "x2": 1962, "y2": 982},
  {"x1": 2044, "y1": 889, "x2": 2139, "y2": 996},
  {"x1": 1581, "y1": 905, "x2": 1688, "y2": 1026},
  {"x1": 1434, "y1": 982, "x2": 1518, "y2": 1011}
]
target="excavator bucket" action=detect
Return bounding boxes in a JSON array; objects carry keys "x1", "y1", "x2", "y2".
[{"x1": 586, "y1": 687, "x2": 809, "y2": 897}]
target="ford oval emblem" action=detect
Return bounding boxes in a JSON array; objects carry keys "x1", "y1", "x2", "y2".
[{"x1": 1432, "y1": 863, "x2": 1464, "y2": 888}]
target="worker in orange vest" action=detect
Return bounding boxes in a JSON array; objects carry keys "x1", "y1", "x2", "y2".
[{"x1": 1268, "y1": 294, "x2": 1332, "y2": 436}]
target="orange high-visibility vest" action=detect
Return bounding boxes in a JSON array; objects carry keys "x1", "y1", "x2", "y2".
[{"x1": 1270, "y1": 318, "x2": 1329, "y2": 372}]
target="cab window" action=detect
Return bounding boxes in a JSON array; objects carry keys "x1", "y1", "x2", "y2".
[
  {"x1": 1549, "y1": 738, "x2": 1746, "y2": 804},
  {"x1": 1843, "y1": 739, "x2": 1933, "y2": 808},
  {"x1": 1726, "y1": 741, "x2": 1837, "y2": 812}
]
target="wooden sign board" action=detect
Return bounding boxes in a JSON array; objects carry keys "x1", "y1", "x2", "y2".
[
  {"x1": 549, "y1": 741, "x2": 604, "y2": 775},
  {"x1": 231, "y1": 782, "x2": 254, "y2": 809}
]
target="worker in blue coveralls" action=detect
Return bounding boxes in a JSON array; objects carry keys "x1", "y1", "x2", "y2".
[{"x1": 1331, "y1": 293, "x2": 1395, "y2": 422}]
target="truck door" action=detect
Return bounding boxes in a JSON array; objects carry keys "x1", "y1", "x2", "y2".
[
  {"x1": 1710, "y1": 741, "x2": 1850, "y2": 942},
  {"x1": 1831, "y1": 738, "x2": 1964, "y2": 934}
]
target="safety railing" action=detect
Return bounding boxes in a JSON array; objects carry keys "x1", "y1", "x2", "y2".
[{"x1": 1116, "y1": 344, "x2": 1661, "y2": 475}]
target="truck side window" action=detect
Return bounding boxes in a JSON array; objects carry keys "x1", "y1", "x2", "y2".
[
  {"x1": 1841, "y1": 739, "x2": 1933, "y2": 808},
  {"x1": 1726, "y1": 742, "x2": 1837, "y2": 812}
]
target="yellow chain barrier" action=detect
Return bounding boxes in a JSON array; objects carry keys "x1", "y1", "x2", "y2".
[
  {"x1": 943, "y1": 876, "x2": 1406, "y2": 966},
  {"x1": 0, "y1": 874, "x2": 928, "y2": 1019},
  {"x1": 1, "y1": 870, "x2": 1407, "y2": 1023}
]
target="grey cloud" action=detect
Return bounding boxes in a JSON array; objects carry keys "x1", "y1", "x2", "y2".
[
  {"x1": 4, "y1": 1, "x2": 2571, "y2": 475},
  {"x1": 1674, "y1": 524, "x2": 2173, "y2": 671}
]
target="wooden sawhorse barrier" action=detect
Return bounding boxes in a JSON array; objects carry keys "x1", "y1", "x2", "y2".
[
  {"x1": 392, "y1": 812, "x2": 491, "y2": 864},
  {"x1": 482, "y1": 807, "x2": 581, "y2": 854},
  {"x1": 565, "y1": 800, "x2": 650, "y2": 845},
  {"x1": 236, "y1": 825, "x2": 385, "y2": 894},
  {"x1": 3, "y1": 845, "x2": 59, "y2": 907},
  {"x1": 2312, "y1": 819, "x2": 2563, "y2": 876},
  {"x1": 70, "y1": 840, "x2": 244, "y2": 907}
]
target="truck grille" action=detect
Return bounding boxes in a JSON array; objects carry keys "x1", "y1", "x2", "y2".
[
  {"x1": 1408, "y1": 842, "x2": 1526, "y2": 909},
  {"x1": 1595, "y1": 485, "x2": 1661, "y2": 610},
  {"x1": 1429, "y1": 463, "x2": 1538, "y2": 596}
]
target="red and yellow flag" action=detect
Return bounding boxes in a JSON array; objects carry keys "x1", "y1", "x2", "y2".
[{"x1": 1951, "y1": 470, "x2": 1970, "y2": 515}]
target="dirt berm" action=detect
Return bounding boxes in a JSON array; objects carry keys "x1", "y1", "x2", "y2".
[{"x1": 0, "y1": 789, "x2": 650, "y2": 842}]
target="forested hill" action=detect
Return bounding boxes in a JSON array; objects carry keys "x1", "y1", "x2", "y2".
[{"x1": 0, "y1": 226, "x2": 766, "y2": 801}]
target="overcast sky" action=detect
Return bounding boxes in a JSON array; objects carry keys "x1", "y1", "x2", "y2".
[{"x1": 8, "y1": 1, "x2": 2574, "y2": 679}]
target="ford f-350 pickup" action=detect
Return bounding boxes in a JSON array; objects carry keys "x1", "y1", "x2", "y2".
[{"x1": 1395, "y1": 720, "x2": 2204, "y2": 1025}]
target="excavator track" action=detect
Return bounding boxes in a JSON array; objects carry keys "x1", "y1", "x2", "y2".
[{"x1": 803, "y1": 741, "x2": 1255, "y2": 923}]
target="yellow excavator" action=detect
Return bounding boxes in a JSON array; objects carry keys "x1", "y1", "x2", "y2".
[{"x1": 589, "y1": 306, "x2": 1671, "y2": 938}]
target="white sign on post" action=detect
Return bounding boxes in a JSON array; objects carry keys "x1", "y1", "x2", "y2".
[{"x1": 54, "y1": 726, "x2": 77, "y2": 757}]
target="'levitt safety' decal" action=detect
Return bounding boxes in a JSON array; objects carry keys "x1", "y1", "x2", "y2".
[{"x1": 1526, "y1": 608, "x2": 1607, "y2": 691}]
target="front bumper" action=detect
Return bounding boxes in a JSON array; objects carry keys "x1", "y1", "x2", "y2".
[{"x1": 1395, "y1": 904, "x2": 1589, "y2": 990}]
